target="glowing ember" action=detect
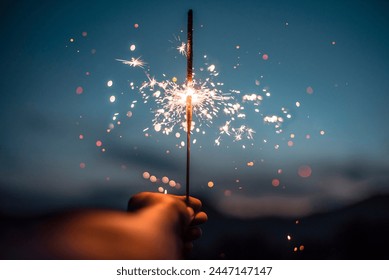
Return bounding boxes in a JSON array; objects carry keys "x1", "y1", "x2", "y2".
[
  {"x1": 272, "y1": 178, "x2": 280, "y2": 187},
  {"x1": 96, "y1": 140, "x2": 102, "y2": 147},
  {"x1": 107, "y1": 80, "x2": 113, "y2": 87},
  {"x1": 162, "y1": 176, "x2": 169, "y2": 184},
  {"x1": 150, "y1": 175, "x2": 157, "y2": 183},
  {"x1": 207, "y1": 181, "x2": 214, "y2": 188},
  {"x1": 142, "y1": 172, "x2": 150, "y2": 179},
  {"x1": 298, "y1": 165, "x2": 312, "y2": 178},
  {"x1": 169, "y1": 180, "x2": 176, "y2": 187},
  {"x1": 76, "y1": 86, "x2": 83, "y2": 95}
]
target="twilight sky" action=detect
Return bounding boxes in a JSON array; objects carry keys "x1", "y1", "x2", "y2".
[{"x1": 1, "y1": 0, "x2": 388, "y2": 218}]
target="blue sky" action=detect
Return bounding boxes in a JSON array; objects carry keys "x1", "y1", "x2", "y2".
[{"x1": 1, "y1": 0, "x2": 388, "y2": 217}]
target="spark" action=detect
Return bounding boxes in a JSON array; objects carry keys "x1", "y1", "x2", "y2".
[
  {"x1": 142, "y1": 78, "x2": 232, "y2": 136},
  {"x1": 287, "y1": 235, "x2": 292, "y2": 241},
  {"x1": 116, "y1": 57, "x2": 146, "y2": 68},
  {"x1": 142, "y1": 172, "x2": 150, "y2": 179},
  {"x1": 113, "y1": 23, "x2": 292, "y2": 147},
  {"x1": 177, "y1": 42, "x2": 186, "y2": 56}
]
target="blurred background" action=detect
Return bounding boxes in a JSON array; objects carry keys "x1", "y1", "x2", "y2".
[{"x1": 1, "y1": 0, "x2": 388, "y2": 259}]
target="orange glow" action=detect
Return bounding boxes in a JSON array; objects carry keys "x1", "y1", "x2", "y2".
[
  {"x1": 168, "y1": 180, "x2": 176, "y2": 187},
  {"x1": 298, "y1": 165, "x2": 312, "y2": 178},
  {"x1": 207, "y1": 181, "x2": 214, "y2": 188},
  {"x1": 162, "y1": 176, "x2": 169, "y2": 184}
]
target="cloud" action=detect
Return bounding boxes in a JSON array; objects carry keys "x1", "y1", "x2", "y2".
[
  {"x1": 213, "y1": 159, "x2": 389, "y2": 218},
  {"x1": 218, "y1": 194, "x2": 313, "y2": 218}
]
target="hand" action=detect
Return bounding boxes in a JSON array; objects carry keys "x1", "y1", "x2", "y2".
[
  {"x1": 128, "y1": 192, "x2": 207, "y2": 256},
  {"x1": 0, "y1": 192, "x2": 207, "y2": 259}
]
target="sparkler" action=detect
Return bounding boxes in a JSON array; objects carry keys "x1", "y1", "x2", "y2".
[
  {"x1": 114, "y1": 9, "x2": 295, "y2": 196},
  {"x1": 186, "y1": 9, "x2": 193, "y2": 203}
]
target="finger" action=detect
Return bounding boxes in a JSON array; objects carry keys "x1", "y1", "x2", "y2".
[
  {"x1": 191, "y1": 211, "x2": 208, "y2": 226},
  {"x1": 127, "y1": 192, "x2": 148, "y2": 212},
  {"x1": 175, "y1": 196, "x2": 202, "y2": 213},
  {"x1": 186, "y1": 207, "x2": 195, "y2": 223}
]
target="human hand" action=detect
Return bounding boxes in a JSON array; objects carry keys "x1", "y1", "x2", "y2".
[
  {"x1": 1, "y1": 192, "x2": 207, "y2": 259},
  {"x1": 128, "y1": 192, "x2": 207, "y2": 256}
]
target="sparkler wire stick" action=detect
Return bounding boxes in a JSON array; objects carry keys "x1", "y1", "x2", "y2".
[{"x1": 186, "y1": 9, "x2": 193, "y2": 203}]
